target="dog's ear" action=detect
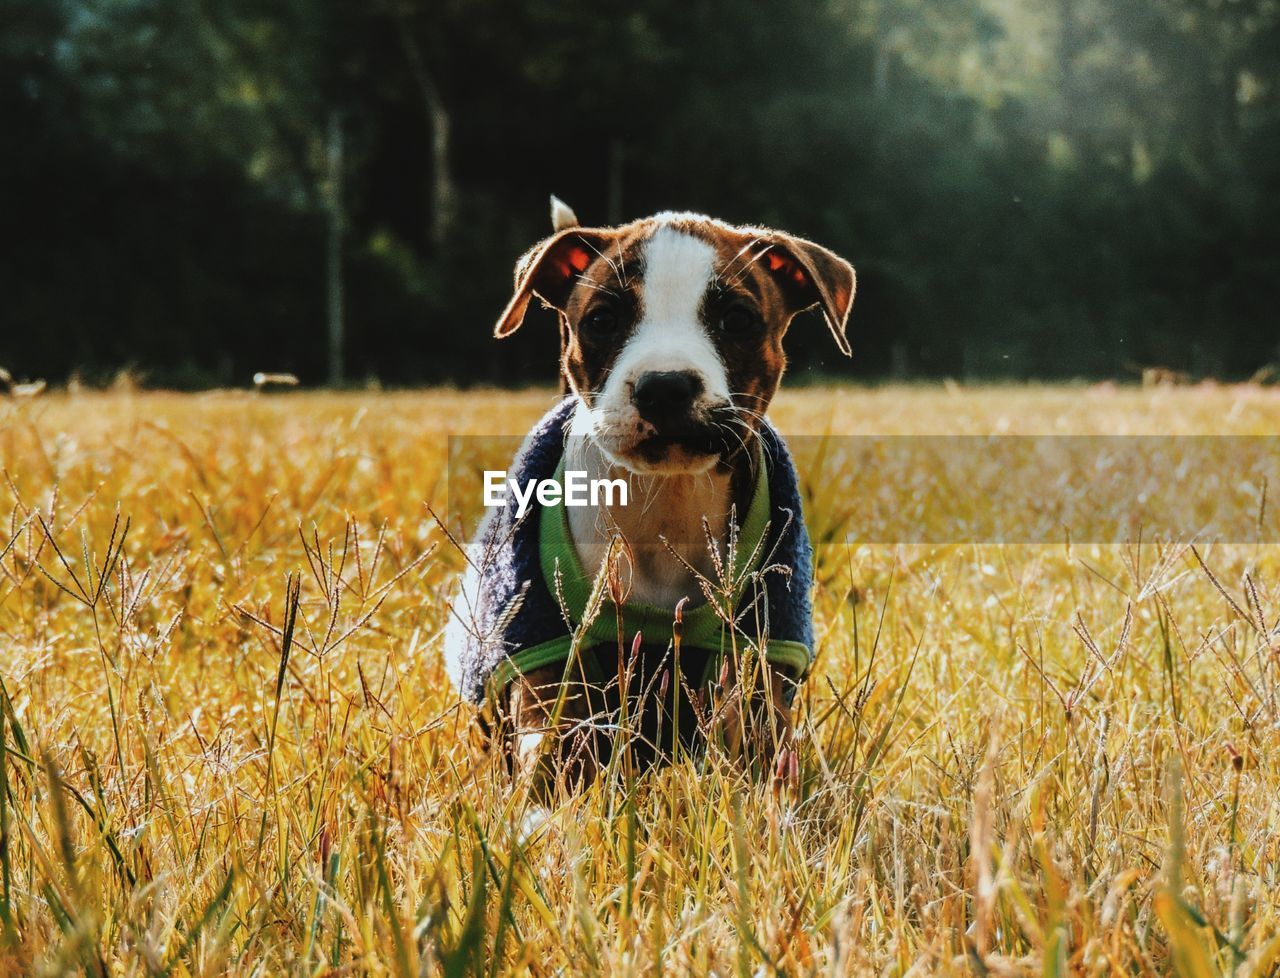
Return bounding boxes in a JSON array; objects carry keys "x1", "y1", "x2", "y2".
[
  {"x1": 494, "y1": 228, "x2": 614, "y2": 338},
  {"x1": 760, "y1": 234, "x2": 856, "y2": 357}
]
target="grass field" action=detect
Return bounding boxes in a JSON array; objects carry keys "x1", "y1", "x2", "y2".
[{"x1": 1, "y1": 385, "x2": 1279, "y2": 976}]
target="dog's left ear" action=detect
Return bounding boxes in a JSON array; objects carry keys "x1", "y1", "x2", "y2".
[
  {"x1": 494, "y1": 227, "x2": 615, "y2": 337},
  {"x1": 761, "y1": 235, "x2": 856, "y2": 357}
]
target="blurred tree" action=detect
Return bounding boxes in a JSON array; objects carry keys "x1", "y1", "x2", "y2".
[{"x1": 1, "y1": 0, "x2": 1276, "y2": 385}]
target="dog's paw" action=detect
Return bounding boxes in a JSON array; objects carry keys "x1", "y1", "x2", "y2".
[{"x1": 517, "y1": 805, "x2": 552, "y2": 846}]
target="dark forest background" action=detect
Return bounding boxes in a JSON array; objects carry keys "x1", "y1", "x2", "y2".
[{"x1": 3, "y1": 0, "x2": 1279, "y2": 388}]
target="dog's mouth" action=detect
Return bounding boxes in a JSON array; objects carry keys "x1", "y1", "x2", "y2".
[
  {"x1": 630, "y1": 431, "x2": 722, "y2": 470},
  {"x1": 604, "y1": 408, "x2": 751, "y2": 474}
]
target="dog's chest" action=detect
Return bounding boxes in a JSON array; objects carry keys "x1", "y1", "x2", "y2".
[{"x1": 563, "y1": 441, "x2": 734, "y2": 609}]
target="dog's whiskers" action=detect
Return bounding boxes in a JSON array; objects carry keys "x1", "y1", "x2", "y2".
[
  {"x1": 722, "y1": 239, "x2": 771, "y2": 289},
  {"x1": 718, "y1": 237, "x2": 764, "y2": 286},
  {"x1": 573, "y1": 277, "x2": 620, "y2": 298},
  {"x1": 580, "y1": 238, "x2": 624, "y2": 284}
]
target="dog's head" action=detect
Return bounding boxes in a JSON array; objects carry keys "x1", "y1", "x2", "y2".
[{"x1": 495, "y1": 205, "x2": 855, "y2": 474}]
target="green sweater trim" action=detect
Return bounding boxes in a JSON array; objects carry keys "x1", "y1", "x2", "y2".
[
  {"x1": 491, "y1": 634, "x2": 811, "y2": 692},
  {"x1": 490, "y1": 443, "x2": 810, "y2": 690}
]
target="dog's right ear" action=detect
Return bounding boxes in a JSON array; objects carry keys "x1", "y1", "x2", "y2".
[{"x1": 494, "y1": 228, "x2": 613, "y2": 338}]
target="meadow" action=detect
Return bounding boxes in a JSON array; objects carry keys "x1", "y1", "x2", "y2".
[{"x1": 0, "y1": 385, "x2": 1277, "y2": 976}]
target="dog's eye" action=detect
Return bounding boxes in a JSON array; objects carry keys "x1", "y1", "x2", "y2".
[
  {"x1": 582, "y1": 307, "x2": 619, "y2": 336},
  {"x1": 718, "y1": 306, "x2": 761, "y2": 336}
]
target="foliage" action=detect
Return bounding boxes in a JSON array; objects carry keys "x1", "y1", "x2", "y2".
[{"x1": 1, "y1": 0, "x2": 1279, "y2": 384}]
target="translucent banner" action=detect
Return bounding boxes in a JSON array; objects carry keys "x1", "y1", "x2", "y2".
[{"x1": 444, "y1": 435, "x2": 1279, "y2": 545}]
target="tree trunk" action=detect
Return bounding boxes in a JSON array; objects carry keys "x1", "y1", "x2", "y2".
[
  {"x1": 326, "y1": 110, "x2": 345, "y2": 387},
  {"x1": 398, "y1": 24, "x2": 456, "y2": 249},
  {"x1": 1054, "y1": 0, "x2": 1085, "y2": 157},
  {"x1": 874, "y1": 38, "x2": 891, "y2": 98},
  {"x1": 607, "y1": 138, "x2": 625, "y2": 224},
  {"x1": 428, "y1": 91, "x2": 455, "y2": 248}
]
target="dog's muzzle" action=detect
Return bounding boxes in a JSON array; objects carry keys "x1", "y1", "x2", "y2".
[{"x1": 624, "y1": 371, "x2": 739, "y2": 466}]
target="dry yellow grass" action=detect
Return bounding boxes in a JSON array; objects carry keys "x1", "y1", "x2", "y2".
[{"x1": 1, "y1": 385, "x2": 1278, "y2": 976}]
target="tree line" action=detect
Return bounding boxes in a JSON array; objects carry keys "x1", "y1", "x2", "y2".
[{"x1": 3, "y1": 0, "x2": 1278, "y2": 387}]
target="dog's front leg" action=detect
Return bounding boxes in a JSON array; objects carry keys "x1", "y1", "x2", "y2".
[
  {"x1": 505, "y1": 665, "x2": 601, "y2": 797},
  {"x1": 762, "y1": 668, "x2": 795, "y2": 769},
  {"x1": 715, "y1": 659, "x2": 793, "y2": 773}
]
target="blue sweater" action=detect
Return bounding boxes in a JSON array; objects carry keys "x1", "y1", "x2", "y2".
[{"x1": 445, "y1": 397, "x2": 814, "y2": 706}]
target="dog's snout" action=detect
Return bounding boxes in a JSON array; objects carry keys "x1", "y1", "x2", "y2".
[{"x1": 632, "y1": 371, "x2": 703, "y2": 425}]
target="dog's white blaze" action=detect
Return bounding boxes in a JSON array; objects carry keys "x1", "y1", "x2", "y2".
[
  {"x1": 639, "y1": 227, "x2": 716, "y2": 335},
  {"x1": 564, "y1": 228, "x2": 734, "y2": 603},
  {"x1": 603, "y1": 227, "x2": 729, "y2": 404}
]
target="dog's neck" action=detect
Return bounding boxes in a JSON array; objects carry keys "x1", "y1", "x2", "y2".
[{"x1": 564, "y1": 403, "x2": 746, "y2": 609}]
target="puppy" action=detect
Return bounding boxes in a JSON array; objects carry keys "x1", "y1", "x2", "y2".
[{"x1": 447, "y1": 201, "x2": 854, "y2": 793}]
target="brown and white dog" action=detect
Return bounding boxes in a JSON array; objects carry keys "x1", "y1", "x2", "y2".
[{"x1": 480, "y1": 199, "x2": 854, "y2": 789}]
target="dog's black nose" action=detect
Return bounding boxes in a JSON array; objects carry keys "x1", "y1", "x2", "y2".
[{"x1": 633, "y1": 371, "x2": 702, "y2": 425}]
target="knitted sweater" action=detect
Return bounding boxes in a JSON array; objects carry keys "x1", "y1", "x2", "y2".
[{"x1": 443, "y1": 397, "x2": 814, "y2": 706}]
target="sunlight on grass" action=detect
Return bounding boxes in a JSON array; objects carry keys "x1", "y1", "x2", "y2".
[{"x1": 0, "y1": 385, "x2": 1278, "y2": 976}]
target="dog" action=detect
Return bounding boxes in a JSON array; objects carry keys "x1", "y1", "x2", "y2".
[{"x1": 446, "y1": 198, "x2": 855, "y2": 793}]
